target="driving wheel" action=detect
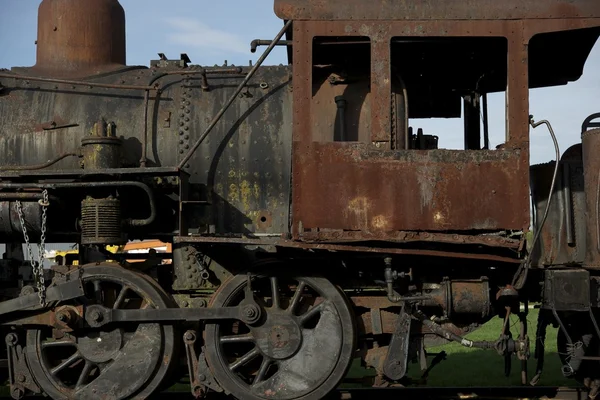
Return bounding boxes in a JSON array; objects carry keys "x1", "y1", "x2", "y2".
[
  {"x1": 25, "y1": 263, "x2": 177, "y2": 400},
  {"x1": 204, "y1": 272, "x2": 356, "y2": 400}
]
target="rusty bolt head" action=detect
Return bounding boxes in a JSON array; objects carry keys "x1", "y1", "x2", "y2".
[
  {"x1": 56, "y1": 310, "x2": 70, "y2": 323},
  {"x1": 20, "y1": 286, "x2": 35, "y2": 296},
  {"x1": 184, "y1": 331, "x2": 195, "y2": 341},
  {"x1": 5, "y1": 333, "x2": 18, "y2": 346},
  {"x1": 245, "y1": 306, "x2": 257, "y2": 318},
  {"x1": 90, "y1": 310, "x2": 103, "y2": 323},
  {"x1": 241, "y1": 304, "x2": 261, "y2": 325}
]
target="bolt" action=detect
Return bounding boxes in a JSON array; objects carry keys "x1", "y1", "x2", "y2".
[
  {"x1": 184, "y1": 331, "x2": 195, "y2": 341},
  {"x1": 244, "y1": 306, "x2": 257, "y2": 319},
  {"x1": 5, "y1": 333, "x2": 17, "y2": 346},
  {"x1": 198, "y1": 374, "x2": 206, "y2": 382},
  {"x1": 57, "y1": 312, "x2": 68, "y2": 322},
  {"x1": 90, "y1": 310, "x2": 103, "y2": 323},
  {"x1": 17, "y1": 374, "x2": 25, "y2": 383}
]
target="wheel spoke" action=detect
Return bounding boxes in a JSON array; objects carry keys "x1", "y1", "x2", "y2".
[
  {"x1": 270, "y1": 277, "x2": 280, "y2": 309},
  {"x1": 41, "y1": 340, "x2": 76, "y2": 349},
  {"x1": 220, "y1": 334, "x2": 254, "y2": 344},
  {"x1": 93, "y1": 280, "x2": 102, "y2": 304},
  {"x1": 299, "y1": 301, "x2": 325, "y2": 326},
  {"x1": 113, "y1": 286, "x2": 130, "y2": 309},
  {"x1": 288, "y1": 281, "x2": 306, "y2": 314},
  {"x1": 253, "y1": 357, "x2": 272, "y2": 385},
  {"x1": 229, "y1": 347, "x2": 260, "y2": 371},
  {"x1": 50, "y1": 352, "x2": 81, "y2": 376},
  {"x1": 75, "y1": 361, "x2": 94, "y2": 389}
]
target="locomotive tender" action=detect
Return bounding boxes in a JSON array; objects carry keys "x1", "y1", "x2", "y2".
[{"x1": 0, "y1": 0, "x2": 600, "y2": 398}]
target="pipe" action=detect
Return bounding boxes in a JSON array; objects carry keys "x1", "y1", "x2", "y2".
[
  {"x1": 0, "y1": 73, "x2": 155, "y2": 91},
  {"x1": 413, "y1": 309, "x2": 495, "y2": 350},
  {"x1": 0, "y1": 152, "x2": 80, "y2": 171},
  {"x1": 140, "y1": 90, "x2": 150, "y2": 168},
  {"x1": 482, "y1": 92, "x2": 489, "y2": 149},
  {"x1": 335, "y1": 95, "x2": 347, "y2": 141},
  {"x1": 0, "y1": 181, "x2": 155, "y2": 227},
  {"x1": 177, "y1": 20, "x2": 293, "y2": 169},
  {"x1": 0, "y1": 192, "x2": 60, "y2": 202},
  {"x1": 250, "y1": 39, "x2": 291, "y2": 53},
  {"x1": 512, "y1": 116, "x2": 560, "y2": 290}
]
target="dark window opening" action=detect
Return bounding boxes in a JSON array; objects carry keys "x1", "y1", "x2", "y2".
[{"x1": 390, "y1": 36, "x2": 508, "y2": 150}]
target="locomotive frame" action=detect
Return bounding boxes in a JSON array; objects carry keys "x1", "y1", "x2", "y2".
[{"x1": 1, "y1": 0, "x2": 600, "y2": 399}]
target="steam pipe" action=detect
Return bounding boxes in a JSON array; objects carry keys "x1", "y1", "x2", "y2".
[
  {"x1": 0, "y1": 181, "x2": 155, "y2": 227},
  {"x1": 0, "y1": 151, "x2": 80, "y2": 171},
  {"x1": 250, "y1": 39, "x2": 291, "y2": 53}
]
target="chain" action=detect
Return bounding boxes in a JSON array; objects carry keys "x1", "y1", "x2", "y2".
[{"x1": 15, "y1": 189, "x2": 49, "y2": 305}]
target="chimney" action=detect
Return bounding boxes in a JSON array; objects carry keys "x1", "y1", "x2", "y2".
[{"x1": 32, "y1": 0, "x2": 126, "y2": 78}]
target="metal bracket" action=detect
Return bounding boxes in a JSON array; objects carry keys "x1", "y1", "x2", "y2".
[
  {"x1": 6, "y1": 333, "x2": 40, "y2": 399},
  {"x1": 382, "y1": 305, "x2": 412, "y2": 381},
  {"x1": 183, "y1": 330, "x2": 223, "y2": 397},
  {"x1": 198, "y1": 350, "x2": 223, "y2": 393},
  {"x1": 0, "y1": 279, "x2": 84, "y2": 319}
]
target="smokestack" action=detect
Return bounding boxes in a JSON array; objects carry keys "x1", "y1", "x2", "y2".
[{"x1": 32, "y1": 0, "x2": 126, "y2": 78}]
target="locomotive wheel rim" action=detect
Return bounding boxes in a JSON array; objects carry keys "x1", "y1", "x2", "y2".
[
  {"x1": 204, "y1": 272, "x2": 355, "y2": 400},
  {"x1": 26, "y1": 264, "x2": 176, "y2": 400}
]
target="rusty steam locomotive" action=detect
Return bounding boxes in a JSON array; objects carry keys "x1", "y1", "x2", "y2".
[{"x1": 0, "y1": 0, "x2": 600, "y2": 399}]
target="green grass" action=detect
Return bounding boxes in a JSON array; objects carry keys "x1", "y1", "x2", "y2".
[{"x1": 345, "y1": 308, "x2": 576, "y2": 388}]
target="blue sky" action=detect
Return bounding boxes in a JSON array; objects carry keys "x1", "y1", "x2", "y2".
[{"x1": 1, "y1": 1, "x2": 599, "y2": 164}]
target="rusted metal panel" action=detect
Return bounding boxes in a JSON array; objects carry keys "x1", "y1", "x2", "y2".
[
  {"x1": 583, "y1": 129, "x2": 600, "y2": 268},
  {"x1": 529, "y1": 145, "x2": 586, "y2": 267},
  {"x1": 371, "y1": 39, "x2": 391, "y2": 144},
  {"x1": 0, "y1": 65, "x2": 293, "y2": 237},
  {"x1": 293, "y1": 143, "x2": 529, "y2": 232},
  {"x1": 299, "y1": 230, "x2": 521, "y2": 248},
  {"x1": 275, "y1": 0, "x2": 600, "y2": 21}
]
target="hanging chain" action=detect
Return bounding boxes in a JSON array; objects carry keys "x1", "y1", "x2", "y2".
[{"x1": 16, "y1": 189, "x2": 49, "y2": 305}]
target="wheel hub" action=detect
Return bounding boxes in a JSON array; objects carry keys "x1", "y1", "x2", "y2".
[
  {"x1": 253, "y1": 314, "x2": 302, "y2": 360},
  {"x1": 77, "y1": 329, "x2": 123, "y2": 363}
]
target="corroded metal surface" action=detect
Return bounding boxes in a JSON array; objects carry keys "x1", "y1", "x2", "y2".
[
  {"x1": 0, "y1": 65, "x2": 293, "y2": 238},
  {"x1": 300, "y1": 231, "x2": 521, "y2": 249},
  {"x1": 275, "y1": 0, "x2": 600, "y2": 20},
  {"x1": 583, "y1": 129, "x2": 600, "y2": 268},
  {"x1": 530, "y1": 144, "x2": 586, "y2": 267},
  {"x1": 33, "y1": 0, "x2": 126, "y2": 78},
  {"x1": 293, "y1": 143, "x2": 529, "y2": 232},
  {"x1": 290, "y1": 19, "x2": 535, "y2": 237}
]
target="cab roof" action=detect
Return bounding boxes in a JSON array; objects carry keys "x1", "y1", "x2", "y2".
[{"x1": 274, "y1": 0, "x2": 600, "y2": 21}]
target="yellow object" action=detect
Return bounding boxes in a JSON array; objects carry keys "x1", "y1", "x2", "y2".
[{"x1": 45, "y1": 240, "x2": 172, "y2": 266}]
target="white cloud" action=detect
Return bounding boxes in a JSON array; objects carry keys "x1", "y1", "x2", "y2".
[{"x1": 165, "y1": 17, "x2": 249, "y2": 55}]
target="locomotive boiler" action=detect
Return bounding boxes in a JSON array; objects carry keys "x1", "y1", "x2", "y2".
[{"x1": 0, "y1": 0, "x2": 600, "y2": 399}]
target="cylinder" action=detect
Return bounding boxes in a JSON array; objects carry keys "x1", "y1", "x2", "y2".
[
  {"x1": 81, "y1": 197, "x2": 124, "y2": 245},
  {"x1": 33, "y1": 0, "x2": 126, "y2": 78},
  {"x1": 0, "y1": 201, "x2": 42, "y2": 236},
  {"x1": 81, "y1": 119, "x2": 123, "y2": 170},
  {"x1": 423, "y1": 278, "x2": 491, "y2": 318},
  {"x1": 582, "y1": 129, "x2": 600, "y2": 267}
]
